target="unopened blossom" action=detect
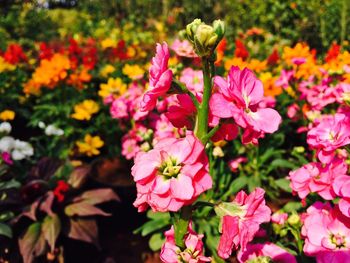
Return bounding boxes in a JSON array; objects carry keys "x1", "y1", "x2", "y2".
[
  {"x1": 302, "y1": 202, "x2": 350, "y2": 262},
  {"x1": 160, "y1": 225, "x2": 211, "y2": 263},
  {"x1": 307, "y1": 113, "x2": 350, "y2": 163},
  {"x1": 132, "y1": 133, "x2": 212, "y2": 212},
  {"x1": 216, "y1": 188, "x2": 271, "y2": 259},
  {"x1": 288, "y1": 158, "x2": 347, "y2": 200},
  {"x1": 228, "y1": 157, "x2": 247, "y2": 172},
  {"x1": 237, "y1": 242, "x2": 297, "y2": 263},
  {"x1": 210, "y1": 66, "x2": 281, "y2": 140},
  {"x1": 140, "y1": 42, "x2": 173, "y2": 112}
]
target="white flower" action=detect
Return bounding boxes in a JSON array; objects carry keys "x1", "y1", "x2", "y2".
[
  {"x1": 12, "y1": 140, "x2": 34, "y2": 160},
  {"x1": 0, "y1": 122, "x2": 12, "y2": 134},
  {"x1": 0, "y1": 136, "x2": 15, "y2": 152},
  {"x1": 45, "y1": 124, "x2": 64, "y2": 136}
]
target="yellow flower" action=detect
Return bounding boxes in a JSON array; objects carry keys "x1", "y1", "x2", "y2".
[
  {"x1": 0, "y1": 57, "x2": 15, "y2": 73},
  {"x1": 71, "y1": 100, "x2": 99, "y2": 121},
  {"x1": 100, "y1": 64, "x2": 115, "y2": 78},
  {"x1": 282, "y1": 43, "x2": 314, "y2": 66},
  {"x1": 101, "y1": 38, "x2": 115, "y2": 50},
  {"x1": 99, "y1": 78, "x2": 127, "y2": 98},
  {"x1": 122, "y1": 64, "x2": 145, "y2": 80},
  {"x1": 76, "y1": 134, "x2": 104, "y2": 157},
  {"x1": 126, "y1": 47, "x2": 136, "y2": 58},
  {"x1": 0, "y1": 110, "x2": 15, "y2": 121}
]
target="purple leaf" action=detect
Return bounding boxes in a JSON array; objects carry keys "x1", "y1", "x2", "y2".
[
  {"x1": 68, "y1": 218, "x2": 99, "y2": 247},
  {"x1": 65, "y1": 202, "x2": 110, "y2": 217}
]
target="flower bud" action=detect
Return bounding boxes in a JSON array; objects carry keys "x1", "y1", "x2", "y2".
[
  {"x1": 213, "y1": 19, "x2": 225, "y2": 42},
  {"x1": 287, "y1": 213, "x2": 300, "y2": 225},
  {"x1": 186, "y1": 19, "x2": 203, "y2": 42}
]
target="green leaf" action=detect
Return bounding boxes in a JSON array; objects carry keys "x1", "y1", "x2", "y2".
[
  {"x1": 283, "y1": 202, "x2": 303, "y2": 213},
  {"x1": 0, "y1": 222, "x2": 12, "y2": 238},
  {"x1": 147, "y1": 211, "x2": 170, "y2": 220},
  {"x1": 270, "y1": 159, "x2": 297, "y2": 169},
  {"x1": 275, "y1": 178, "x2": 292, "y2": 193},
  {"x1": 222, "y1": 176, "x2": 247, "y2": 199},
  {"x1": 149, "y1": 233, "x2": 164, "y2": 251},
  {"x1": 0, "y1": 179, "x2": 21, "y2": 190},
  {"x1": 134, "y1": 216, "x2": 171, "y2": 236},
  {"x1": 19, "y1": 222, "x2": 46, "y2": 263},
  {"x1": 65, "y1": 202, "x2": 110, "y2": 217},
  {"x1": 42, "y1": 214, "x2": 61, "y2": 252}
]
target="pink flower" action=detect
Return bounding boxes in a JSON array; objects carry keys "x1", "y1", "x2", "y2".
[
  {"x1": 333, "y1": 175, "x2": 350, "y2": 218},
  {"x1": 1, "y1": 152, "x2": 13, "y2": 165},
  {"x1": 288, "y1": 159, "x2": 347, "y2": 200},
  {"x1": 228, "y1": 157, "x2": 247, "y2": 172},
  {"x1": 110, "y1": 97, "x2": 129, "y2": 119},
  {"x1": 271, "y1": 212, "x2": 288, "y2": 225},
  {"x1": 140, "y1": 42, "x2": 173, "y2": 112},
  {"x1": 160, "y1": 225, "x2": 211, "y2": 263},
  {"x1": 121, "y1": 137, "x2": 140, "y2": 160},
  {"x1": 210, "y1": 66, "x2": 281, "y2": 136},
  {"x1": 275, "y1": 69, "x2": 294, "y2": 88},
  {"x1": 131, "y1": 132, "x2": 212, "y2": 212},
  {"x1": 287, "y1": 103, "x2": 300, "y2": 120},
  {"x1": 302, "y1": 202, "x2": 350, "y2": 262},
  {"x1": 171, "y1": 39, "x2": 198, "y2": 58},
  {"x1": 307, "y1": 113, "x2": 350, "y2": 163},
  {"x1": 217, "y1": 188, "x2": 271, "y2": 259},
  {"x1": 237, "y1": 242, "x2": 297, "y2": 263},
  {"x1": 180, "y1": 68, "x2": 203, "y2": 97}
]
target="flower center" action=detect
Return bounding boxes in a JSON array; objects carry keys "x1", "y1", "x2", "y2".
[
  {"x1": 330, "y1": 233, "x2": 346, "y2": 248},
  {"x1": 159, "y1": 157, "x2": 182, "y2": 178}
]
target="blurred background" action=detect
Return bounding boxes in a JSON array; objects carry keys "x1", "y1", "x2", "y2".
[{"x1": 0, "y1": 0, "x2": 349, "y2": 52}]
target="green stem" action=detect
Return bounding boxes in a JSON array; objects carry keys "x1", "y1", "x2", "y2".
[
  {"x1": 201, "y1": 124, "x2": 221, "y2": 144},
  {"x1": 173, "y1": 206, "x2": 192, "y2": 249},
  {"x1": 195, "y1": 58, "x2": 212, "y2": 143}
]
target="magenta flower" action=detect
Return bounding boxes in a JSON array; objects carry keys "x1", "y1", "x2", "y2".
[
  {"x1": 237, "y1": 242, "x2": 297, "y2": 263},
  {"x1": 131, "y1": 132, "x2": 212, "y2": 212},
  {"x1": 179, "y1": 67, "x2": 203, "y2": 97},
  {"x1": 210, "y1": 66, "x2": 281, "y2": 136},
  {"x1": 121, "y1": 137, "x2": 140, "y2": 160},
  {"x1": 302, "y1": 202, "x2": 350, "y2": 262},
  {"x1": 275, "y1": 69, "x2": 294, "y2": 88},
  {"x1": 217, "y1": 188, "x2": 271, "y2": 259},
  {"x1": 1, "y1": 151, "x2": 13, "y2": 165},
  {"x1": 288, "y1": 158, "x2": 347, "y2": 200},
  {"x1": 160, "y1": 225, "x2": 211, "y2": 263},
  {"x1": 307, "y1": 113, "x2": 350, "y2": 163},
  {"x1": 165, "y1": 94, "x2": 197, "y2": 129},
  {"x1": 140, "y1": 42, "x2": 173, "y2": 112}
]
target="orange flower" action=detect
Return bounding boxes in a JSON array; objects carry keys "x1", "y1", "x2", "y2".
[
  {"x1": 282, "y1": 43, "x2": 314, "y2": 66},
  {"x1": 25, "y1": 53, "x2": 70, "y2": 94},
  {"x1": 260, "y1": 72, "x2": 282, "y2": 97},
  {"x1": 67, "y1": 68, "x2": 91, "y2": 89}
]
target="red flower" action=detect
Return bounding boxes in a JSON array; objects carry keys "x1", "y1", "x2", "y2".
[
  {"x1": 53, "y1": 180, "x2": 70, "y2": 202},
  {"x1": 234, "y1": 39, "x2": 249, "y2": 60},
  {"x1": 267, "y1": 48, "x2": 279, "y2": 65},
  {"x1": 39, "y1": 42, "x2": 53, "y2": 60},
  {"x1": 325, "y1": 42, "x2": 341, "y2": 63},
  {"x1": 3, "y1": 44, "x2": 27, "y2": 64}
]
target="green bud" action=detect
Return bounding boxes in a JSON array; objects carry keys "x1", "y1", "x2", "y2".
[
  {"x1": 185, "y1": 18, "x2": 202, "y2": 42},
  {"x1": 293, "y1": 146, "x2": 305, "y2": 153},
  {"x1": 178, "y1": 29, "x2": 187, "y2": 40},
  {"x1": 288, "y1": 213, "x2": 300, "y2": 225},
  {"x1": 280, "y1": 228, "x2": 288, "y2": 237},
  {"x1": 213, "y1": 19, "x2": 225, "y2": 42}
]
